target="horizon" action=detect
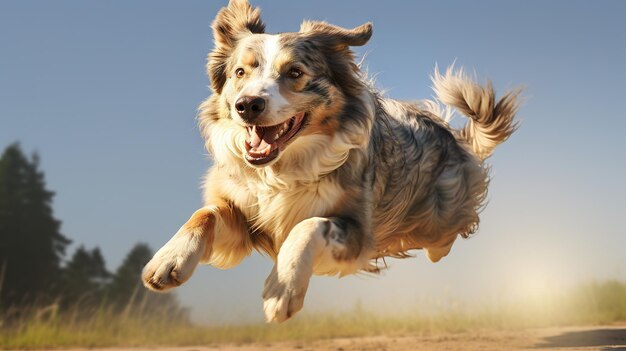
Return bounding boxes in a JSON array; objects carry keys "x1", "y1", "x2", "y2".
[{"x1": 1, "y1": 0, "x2": 625, "y2": 324}]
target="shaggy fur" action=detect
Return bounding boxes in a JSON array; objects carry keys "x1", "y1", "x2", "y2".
[{"x1": 142, "y1": 0, "x2": 520, "y2": 323}]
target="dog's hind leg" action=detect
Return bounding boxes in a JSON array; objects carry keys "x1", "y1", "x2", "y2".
[
  {"x1": 262, "y1": 216, "x2": 371, "y2": 323},
  {"x1": 142, "y1": 198, "x2": 250, "y2": 291}
]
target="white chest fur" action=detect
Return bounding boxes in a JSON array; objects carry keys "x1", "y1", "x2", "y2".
[{"x1": 231, "y1": 175, "x2": 344, "y2": 245}]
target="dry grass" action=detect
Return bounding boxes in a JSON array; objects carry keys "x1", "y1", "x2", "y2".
[{"x1": 1, "y1": 280, "x2": 625, "y2": 349}]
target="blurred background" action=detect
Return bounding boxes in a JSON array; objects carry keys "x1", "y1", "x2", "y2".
[{"x1": 1, "y1": 0, "x2": 625, "y2": 347}]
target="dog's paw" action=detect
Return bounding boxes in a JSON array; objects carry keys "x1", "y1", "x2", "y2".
[
  {"x1": 142, "y1": 231, "x2": 205, "y2": 291},
  {"x1": 262, "y1": 267, "x2": 308, "y2": 323}
]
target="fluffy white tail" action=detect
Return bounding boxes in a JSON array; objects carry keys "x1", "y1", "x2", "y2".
[{"x1": 432, "y1": 67, "x2": 521, "y2": 160}]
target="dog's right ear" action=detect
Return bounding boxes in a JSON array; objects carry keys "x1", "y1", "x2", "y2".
[{"x1": 208, "y1": 0, "x2": 265, "y2": 94}]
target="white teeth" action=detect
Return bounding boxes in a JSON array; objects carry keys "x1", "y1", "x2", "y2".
[{"x1": 272, "y1": 121, "x2": 291, "y2": 141}]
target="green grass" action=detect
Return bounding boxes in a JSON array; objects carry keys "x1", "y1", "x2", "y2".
[{"x1": 1, "y1": 280, "x2": 625, "y2": 349}]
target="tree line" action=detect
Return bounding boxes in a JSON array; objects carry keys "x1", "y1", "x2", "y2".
[{"x1": 0, "y1": 143, "x2": 183, "y2": 318}]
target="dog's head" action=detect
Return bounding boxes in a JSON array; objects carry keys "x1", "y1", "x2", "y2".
[{"x1": 207, "y1": 0, "x2": 372, "y2": 168}]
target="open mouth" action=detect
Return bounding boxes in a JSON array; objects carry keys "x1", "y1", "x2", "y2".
[{"x1": 244, "y1": 112, "x2": 307, "y2": 166}]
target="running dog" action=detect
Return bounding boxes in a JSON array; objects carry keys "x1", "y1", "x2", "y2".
[{"x1": 142, "y1": 0, "x2": 520, "y2": 322}]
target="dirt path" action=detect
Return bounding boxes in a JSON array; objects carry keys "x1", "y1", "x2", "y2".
[{"x1": 50, "y1": 326, "x2": 626, "y2": 351}]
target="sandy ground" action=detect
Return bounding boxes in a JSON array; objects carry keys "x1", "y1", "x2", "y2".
[{"x1": 51, "y1": 326, "x2": 626, "y2": 351}]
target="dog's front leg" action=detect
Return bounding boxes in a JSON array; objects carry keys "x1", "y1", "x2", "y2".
[
  {"x1": 142, "y1": 200, "x2": 248, "y2": 291},
  {"x1": 262, "y1": 216, "x2": 367, "y2": 323}
]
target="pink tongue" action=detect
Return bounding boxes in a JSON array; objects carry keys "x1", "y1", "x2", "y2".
[
  {"x1": 249, "y1": 126, "x2": 274, "y2": 155},
  {"x1": 250, "y1": 126, "x2": 262, "y2": 148},
  {"x1": 258, "y1": 139, "x2": 271, "y2": 150},
  {"x1": 250, "y1": 125, "x2": 282, "y2": 151}
]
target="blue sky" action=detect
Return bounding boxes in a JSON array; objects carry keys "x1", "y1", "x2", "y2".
[{"x1": 1, "y1": 0, "x2": 625, "y2": 323}]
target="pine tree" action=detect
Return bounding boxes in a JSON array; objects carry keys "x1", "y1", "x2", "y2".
[
  {"x1": 108, "y1": 243, "x2": 185, "y2": 318},
  {"x1": 59, "y1": 246, "x2": 111, "y2": 307},
  {"x1": 0, "y1": 143, "x2": 70, "y2": 306},
  {"x1": 108, "y1": 243, "x2": 152, "y2": 305}
]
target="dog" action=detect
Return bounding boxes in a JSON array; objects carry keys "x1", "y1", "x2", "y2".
[{"x1": 142, "y1": 0, "x2": 520, "y2": 323}]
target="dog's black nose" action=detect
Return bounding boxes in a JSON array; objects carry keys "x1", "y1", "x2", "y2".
[{"x1": 235, "y1": 96, "x2": 266, "y2": 121}]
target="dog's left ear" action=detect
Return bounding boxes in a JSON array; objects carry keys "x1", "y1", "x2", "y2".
[
  {"x1": 208, "y1": 0, "x2": 266, "y2": 93},
  {"x1": 299, "y1": 21, "x2": 372, "y2": 50}
]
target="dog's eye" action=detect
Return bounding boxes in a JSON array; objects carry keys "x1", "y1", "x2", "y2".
[
  {"x1": 287, "y1": 67, "x2": 303, "y2": 79},
  {"x1": 235, "y1": 68, "x2": 245, "y2": 78}
]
